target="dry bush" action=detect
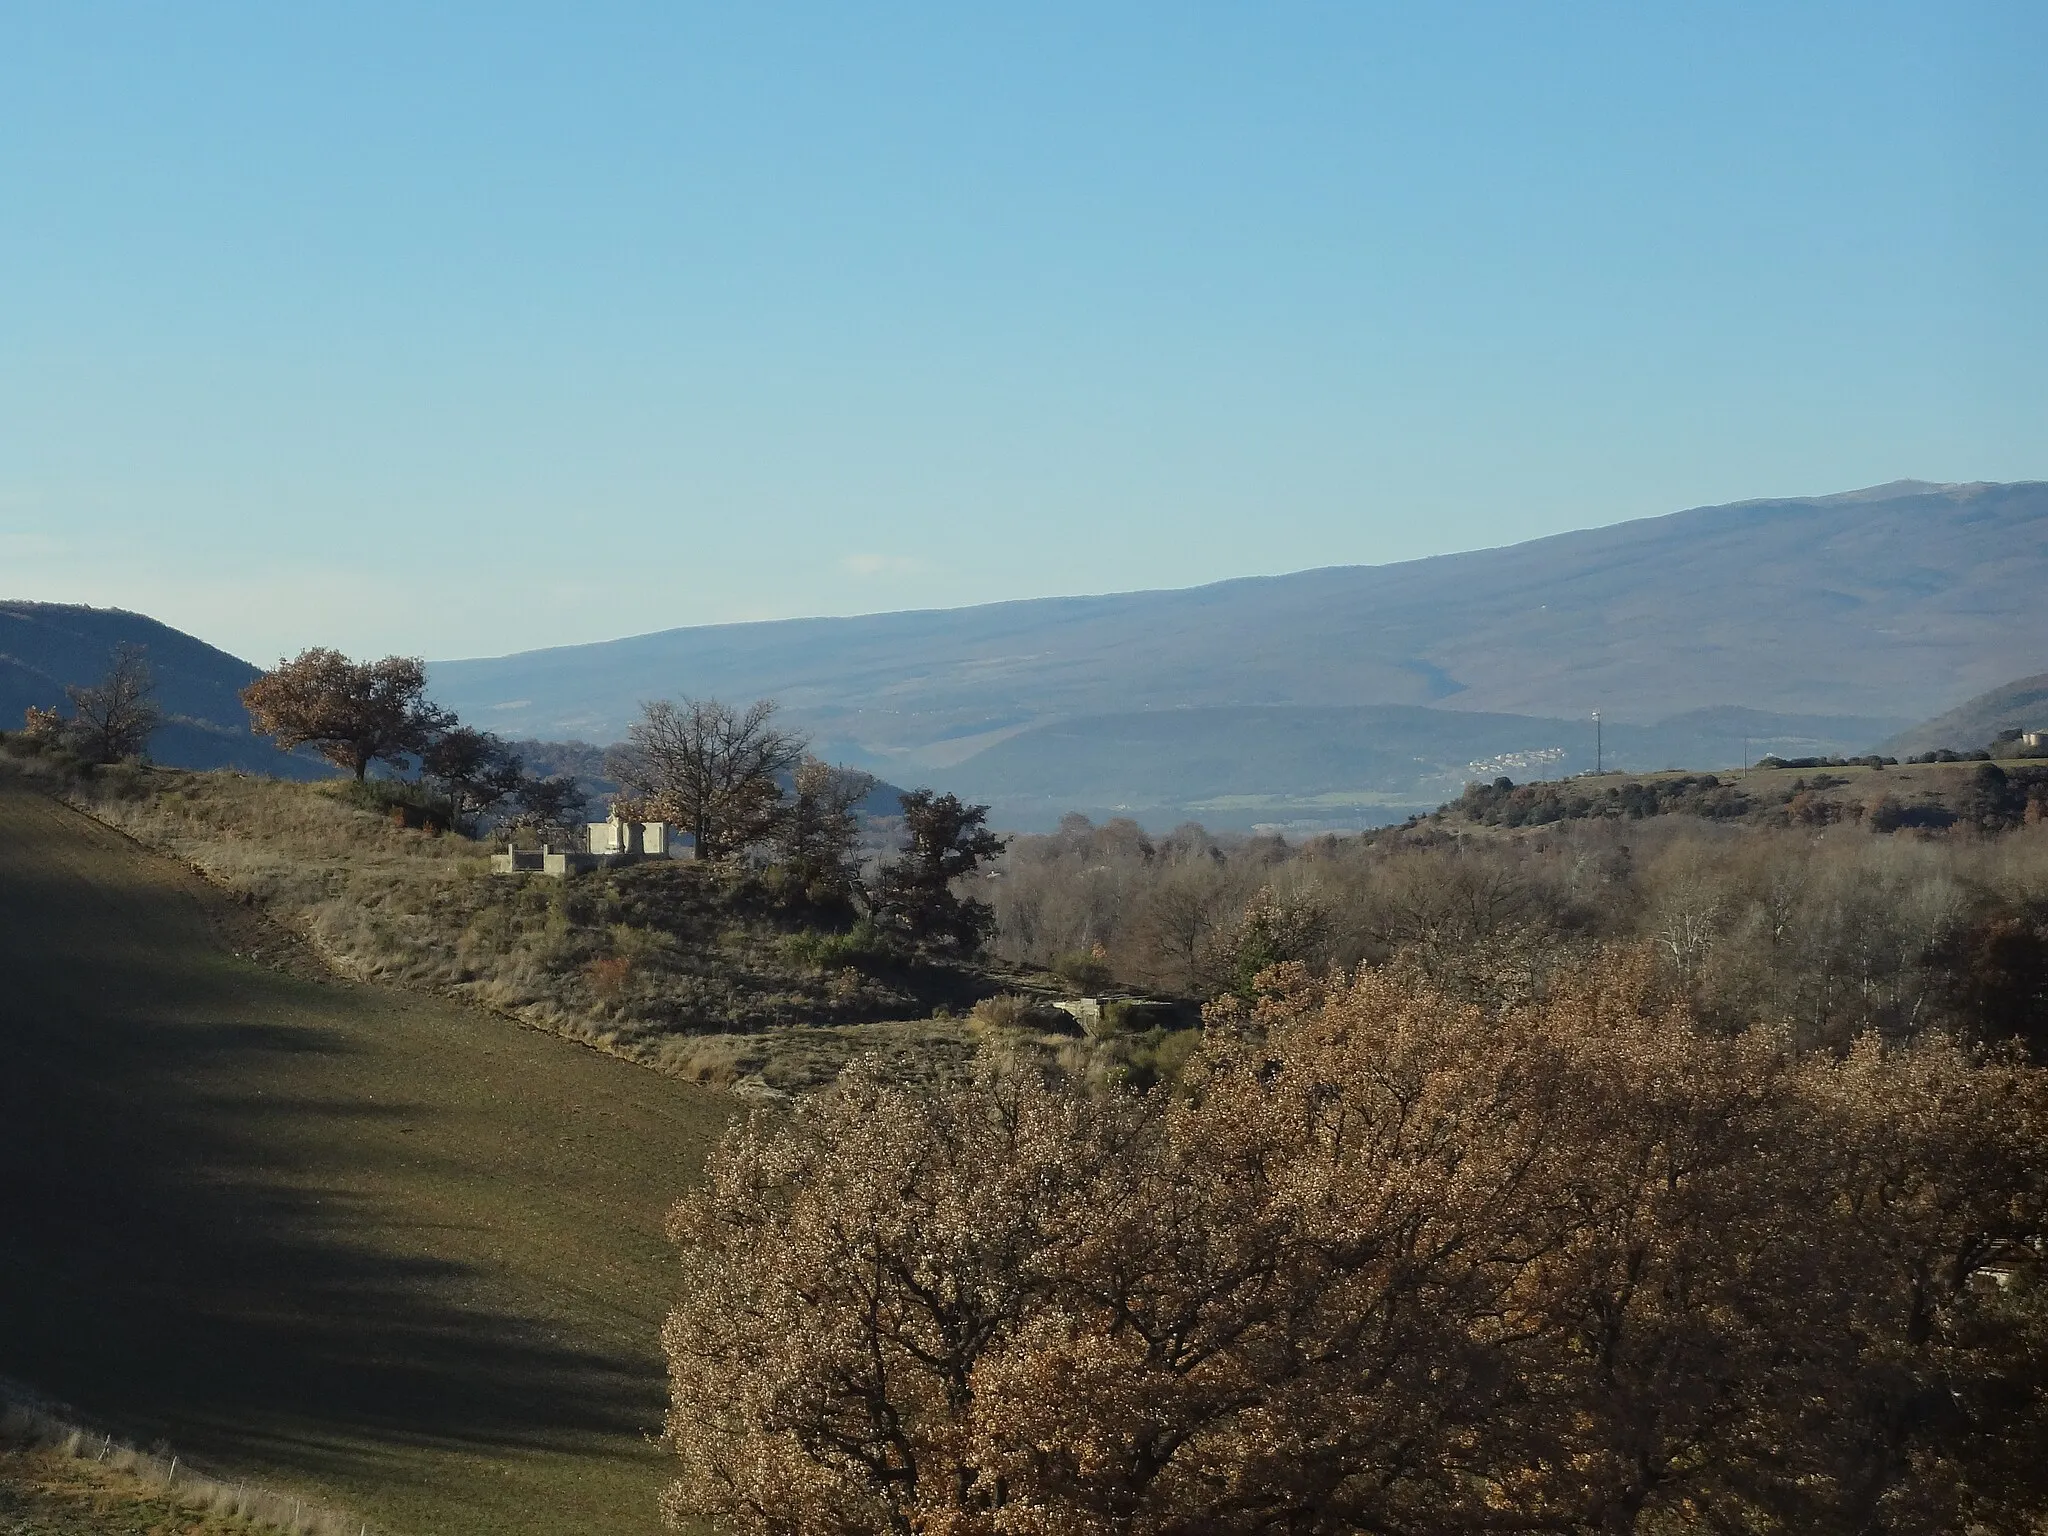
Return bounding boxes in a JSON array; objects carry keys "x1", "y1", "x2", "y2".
[
  {"x1": 652, "y1": 1019, "x2": 984, "y2": 1096},
  {"x1": 663, "y1": 954, "x2": 2048, "y2": 1535},
  {"x1": 585, "y1": 952, "x2": 634, "y2": 1006},
  {"x1": 967, "y1": 992, "x2": 1068, "y2": 1034}
]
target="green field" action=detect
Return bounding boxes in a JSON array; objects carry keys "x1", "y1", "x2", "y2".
[{"x1": 0, "y1": 781, "x2": 734, "y2": 1534}]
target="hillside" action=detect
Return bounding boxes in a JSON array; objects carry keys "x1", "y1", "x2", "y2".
[
  {"x1": 1885, "y1": 672, "x2": 2048, "y2": 758},
  {"x1": 0, "y1": 744, "x2": 993, "y2": 1094},
  {"x1": 428, "y1": 480, "x2": 2048, "y2": 825},
  {"x1": 0, "y1": 777, "x2": 733, "y2": 1534},
  {"x1": 0, "y1": 601, "x2": 325, "y2": 777}
]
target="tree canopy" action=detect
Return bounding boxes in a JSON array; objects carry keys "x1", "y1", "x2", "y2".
[
  {"x1": 420, "y1": 724, "x2": 525, "y2": 830},
  {"x1": 870, "y1": 788, "x2": 1005, "y2": 949},
  {"x1": 241, "y1": 649, "x2": 437, "y2": 781},
  {"x1": 774, "y1": 755, "x2": 877, "y2": 898},
  {"x1": 663, "y1": 952, "x2": 2048, "y2": 1535}
]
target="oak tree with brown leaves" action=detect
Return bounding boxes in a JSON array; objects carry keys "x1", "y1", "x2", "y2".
[
  {"x1": 662, "y1": 950, "x2": 2048, "y2": 1535},
  {"x1": 240, "y1": 648, "x2": 437, "y2": 780},
  {"x1": 774, "y1": 755, "x2": 878, "y2": 898}
]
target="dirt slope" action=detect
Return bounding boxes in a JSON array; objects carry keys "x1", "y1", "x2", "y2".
[{"x1": 0, "y1": 782, "x2": 732, "y2": 1535}]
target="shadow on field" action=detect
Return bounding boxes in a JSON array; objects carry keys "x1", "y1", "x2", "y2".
[{"x1": 0, "y1": 793, "x2": 664, "y2": 1494}]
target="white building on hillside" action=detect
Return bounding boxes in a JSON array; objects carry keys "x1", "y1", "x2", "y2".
[{"x1": 491, "y1": 811, "x2": 696, "y2": 877}]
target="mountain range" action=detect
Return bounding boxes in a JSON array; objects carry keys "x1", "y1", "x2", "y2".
[
  {"x1": 10, "y1": 480, "x2": 2046, "y2": 828},
  {"x1": 428, "y1": 479, "x2": 2047, "y2": 827},
  {"x1": 1884, "y1": 673, "x2": 2048, "y2": 759}
]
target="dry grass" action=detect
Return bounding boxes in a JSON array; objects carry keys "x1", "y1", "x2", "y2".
[
  {"x1": 1, "y1": 1387, "x2": 369, "y2": 1535},
  {"x1": 652, "y1": 1018, "x2": 985, "y2": 1096}
]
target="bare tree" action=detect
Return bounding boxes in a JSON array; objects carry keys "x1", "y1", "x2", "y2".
[
  {"x1": 504, "y1": 773, "x2": 590, "y2": 846},
  {"x1": 609, "y1": 697, "x2": 806, "y2": 860},
  {"x1": 64, "y1": 644, "x2": 162, "y2": 763},
  {"x1": 1131, "y1": 865, "x2": 1232, "y2": 994}
]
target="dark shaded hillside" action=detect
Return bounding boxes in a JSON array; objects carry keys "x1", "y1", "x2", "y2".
[
  {"x1": 0, "y1": 779, "x2": 730, "y2": 1534},
  {"x1": 1885, "y1": 672, "x2": 2048, "y2": 757},
  {"x1": 0, "y1": 602, "x2": 255, "y2": 724},
  {"x1": 0, "y1": 601, "x2": 326, "y2": 776},
  {"x1": 428, "y1": 481, "x2": 2036, "y2": 779}
]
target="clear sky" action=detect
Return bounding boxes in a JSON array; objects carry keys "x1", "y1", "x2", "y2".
[{"x1": 3, "y1": 2, "x2": 2042, "y2": 664}]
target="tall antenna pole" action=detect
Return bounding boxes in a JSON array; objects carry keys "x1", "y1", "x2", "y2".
[{"x1": 1593, "y1": 711, "x2": 1602, "y2": 775}]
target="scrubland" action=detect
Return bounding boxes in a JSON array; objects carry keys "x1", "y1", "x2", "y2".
[
  {"x1": 667, "y1": 760, "x2": 2048, "y2": 1533},
  {"x1": 986, "y1": 760, "x2": 2048, "y2": 1059},
  {"x1": 16, "y1": 737, "x2": 2048, "y2": 1085},
  {"x1": 13, "y1": 729, "x2": 2048, "y2": 1533}
]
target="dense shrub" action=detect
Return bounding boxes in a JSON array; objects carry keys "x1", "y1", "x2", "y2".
[
  {"x1": 1050, "y1": 946, "x2": 1114, "y2": 992},
  {"x1": 1452, "y1": 772, "x2": 1750, "y2": 825},
  {"x1": 778, "y1": 918, "x2": 892, "y2": 971}
]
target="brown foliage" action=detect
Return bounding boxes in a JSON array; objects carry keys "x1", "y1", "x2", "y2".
[
  {"x1": 663, "y1": 953, "x2": 2048, "y2": 1534},
  {"x1": 585, "y1": 952, "x2": 633, "y2": 1004},
  {"x1": 775, "y1": 756, "x2": 877, "y2": 897},
  {"x1": 240, "y1": 648, "x2": 434, "y2": 780}
]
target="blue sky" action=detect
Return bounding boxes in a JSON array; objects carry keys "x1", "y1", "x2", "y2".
[{"x1": 2, "y1": 2, "x2": 2042, "y2": 663}]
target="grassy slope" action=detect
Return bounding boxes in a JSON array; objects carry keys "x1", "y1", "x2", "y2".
[{"x1": 0, "y1": 781, "x2": 733, "y2": 1535}]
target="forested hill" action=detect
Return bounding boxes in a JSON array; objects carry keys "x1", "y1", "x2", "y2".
[
  {"x1": 0, "y1": 601, "x2": 324, "y2": 776},
  {"x1": 427, "y1": 480, "x2": 2045, "y2": 821},
  {"x1": 1, "y1": 602, "x2": 256, "y2": 725}
]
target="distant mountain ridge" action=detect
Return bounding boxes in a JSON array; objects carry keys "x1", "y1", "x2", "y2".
[
  {"x1": 14, "y1": 480, "x2": 2044, "y2": 828},
  {"x1": 428, "y1": 480, "x2": 2044, "y2": 826}
]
